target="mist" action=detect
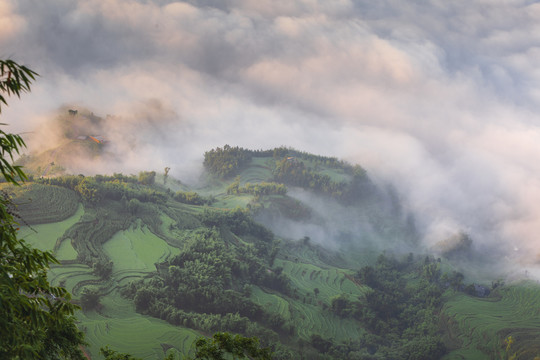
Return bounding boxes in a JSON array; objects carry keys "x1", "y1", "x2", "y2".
[{"x1": 2, "y1": 0, "x2": 540, "y2": 276}]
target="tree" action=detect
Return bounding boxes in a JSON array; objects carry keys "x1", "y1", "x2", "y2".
[
  {"x1": 164, "y1": 167, "x2": 171, "y2": 184},
  {"x1": 80, "y1": 287, "x2": 102, "y2": 312},
  {"x1": 100, "y1": 346, "x2": 143, "y2": 360},
  {"x1": 138, "y1": 171, "x2": 156, "y2": 185},
  {"x1": 189, "y1": 332, "x2": 272, "y2": 360},
  {"x1": 0, "y1": 59, "x2": 86, "y2": 359}
]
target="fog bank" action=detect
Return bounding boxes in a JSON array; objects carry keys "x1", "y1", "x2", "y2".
[{"x1": 2, "y1": 0, "x2": 540, "y2": 273}]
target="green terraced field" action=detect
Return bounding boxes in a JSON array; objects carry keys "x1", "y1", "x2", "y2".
[
  {"x1": 211, "y1": 194, "x2": 253, "y2": 209},
  {"x1": 251, "y1": 286, "x2": 292, "y2": 320},
  {"x1": 103, "y1": 222, "x2": 181, "y2": 275},
  {"x1": 11, "y1": 183, "x2": 80, "y2": 224},
  {"x1": 442, "y1": 281, "x2": 540, "y2": 359},
  {"x1": 48, "y1": 264, "x2": 99, "y2": 294},
  {"x1": 275, "y1": 259, "x2": 366, "y2": 305},
  {"x1": 239, "y1": 157, "x2": 273, "y2": 183},
  {"x1": 250, "y1": 281, "x2": 365, "y2": 343},
  {"x1": 288, "y1": 297, "x2": 365, "y2": 342},
  {"x1": 78, "y1": 292, "x2": 200, "y2": 359},
  {"x1": 18, "y1": 204, "x2": 84, "y2": 251},
  {"x1": 55, "y1": 237, "x2": 78, "y2": 260}
]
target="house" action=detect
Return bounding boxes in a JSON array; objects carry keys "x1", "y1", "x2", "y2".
[{"x1": 89, "y1": 135, "x2": 106, "y2": 144}]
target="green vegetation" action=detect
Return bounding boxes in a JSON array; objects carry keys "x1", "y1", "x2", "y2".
[
  {"x1": 227, "y1": 177, "x2": 287, "y2": 197},
  {"x1": 8, "y1": 183, "x2": 79, "y2": 224},
  {"x1": 203, "y1": 145, "x2": 252, "y2": 179},
  {"x1": 0, "y1": 59, "x2": 85, "y2": 359},
  {"x1": 100, "y1": 332, "x2": 272, "y2": 360},
  {"x1": 8, "y1": 130, "x2": 540, "y2": 359},
  {"x1": 203, "y1": 145, "x2": 372, "y2": 206}
]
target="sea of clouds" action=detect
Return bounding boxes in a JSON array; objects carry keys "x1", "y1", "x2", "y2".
[{"x1": 2, "y1": 0, "x2": 540, "y2": 275}]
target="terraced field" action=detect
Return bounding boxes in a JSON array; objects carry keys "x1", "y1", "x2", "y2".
[
  {"x1": 442, "y1": 281, "x2": 540, "y2": 359},
  {"x1": 78, "y1": 292, "x2": 200, "y2": 359},
  {"x1": 239, "y1": 157, "x2": 273, "y2": 184},
  {"x1": 103, "y1": 222, "x2": 181, "y2": 285},
  {"x1": 18, "y1": 204, "x2": 84, "y2": 251},
  {"x1": 251, "y1": 254, "x2": 368, "y2": 343},
  {"x1": 211, "y1": 194, "x2": 253, "y2": 209},
  {"x1": 48, "y1": 264, "x2": 99, "y2": 295},
  {"x1": 11, "y1": 183, "x2": 80, "y2": 224},
  {"x1": 275, "y1": 259, "x2": 366, "y2": 304},
  {"x1": 55, "y1": 238, "x2": 78, "y2": 260},
  {"x1": 250, "y1": 270, "x2": 365, "y2": 343},
  {"x1": 250, "y1": 286, "x2": 291, "y2": 320},
  {"x1": 288, "y1": 297, "x2": 365, "y2": 342}
]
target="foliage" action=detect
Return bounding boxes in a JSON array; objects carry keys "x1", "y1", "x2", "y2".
[
  {"x1": 272, "y1": 157, "x2": 371, "y2": 203},
  {"x1": 92, "y1": 259, "x2": 113, "y2": 279},
  {"x1": 203, "y1": 145, "x2": 252, "y2": 178},
  {"x1": 79, "y1": 287, "x2": 102, "y2": 312},
  {"x1": 99, "y1": 332, "x2": 271, "y2": 360},
  {"x1": 38, "y1": 173, "x2": 168, "y2": 205},
  {"x1": 0, "y1": 59, "x2": 85, "y2": 359},
  {"x1": 100, "y1": 346, "x2": 142, "y2": 360},
  {"x1": 325, "y1": 254, "x2": 449, "y2": 359},
  {"x1": 123, "y1": 227, "x2": 292, "y2": 338},
  {"x1": 226, "y1": 178, "x2": 287, "y2": 197},
  {"x1": 199, "y1": 208, "x2": 274, "y2": 243},
  {"x1": 174, "y1": 191, "x2": 213, "y2": 206},
  {"x1": 138, "y1": 171, "x2": 156, "y2": 185},
  {"x1": 190, "y1": 332, "x2": 271, "y2": 360}
]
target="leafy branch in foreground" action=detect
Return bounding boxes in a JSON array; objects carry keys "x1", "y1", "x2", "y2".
[
  {"x1": 0, "y1": 59, "x2": 37, "y2": 185},
  {"x1": 0, "y1": 59, "x2": 38, "y2": 113},
  {"x1": 0, "y1": 59, "x2": 85, "y2": 359}
]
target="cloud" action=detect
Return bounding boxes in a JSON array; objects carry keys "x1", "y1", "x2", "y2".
[{"x1": 2, "y1": 0, "x2": 540, "y2": 275}]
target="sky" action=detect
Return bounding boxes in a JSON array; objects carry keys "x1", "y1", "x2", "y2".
[{"x1": 2, "y1": 0, "x2": 540, "y2": 274}]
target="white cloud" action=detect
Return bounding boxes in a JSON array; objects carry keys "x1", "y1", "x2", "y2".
[{"x1": 3, "y1": 0, "x2": 540, "y2": 273}]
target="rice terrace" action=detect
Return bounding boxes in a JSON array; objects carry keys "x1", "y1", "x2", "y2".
[{"x1": 4, "y1": 141, "x2": 540, "y2": 359}]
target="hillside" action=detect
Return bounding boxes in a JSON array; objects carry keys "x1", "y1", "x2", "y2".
[{"x1": 7, "y1": 146, "x2": 540, "y2": 359}]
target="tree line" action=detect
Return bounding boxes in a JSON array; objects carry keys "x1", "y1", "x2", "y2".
[{"x1": 227, "y1": 177, "x2": 287, "y2": 196}]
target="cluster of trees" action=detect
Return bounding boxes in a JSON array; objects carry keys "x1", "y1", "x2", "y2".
[
  {"x1": 203, "y1": 145, "x2": 373, "y2": 204},
  {"x1": 38, "y1": 174, "x2": 168, "y2": 204},
  {"x1": 122, "y1": 228, "x2": 293, "y2": 341},
  {"x1": 271, "y1": 147, "x2": 361, "y2": 173},
  {"x1": 138, "y1": 171, "x2": 156, "y2": 185},
  {"x1": 272, "y1": 157, "x2": 373, "y2": 204},
  {"x1": 203, "y1": 145, "x2": 252, "y2": 178},
  {"x1": 273, "y1": 158, "x2": 348, "y2": 197},
  {"x1": 324, "y1": 254, "x2": 448, "y2": 359},
  {"x1": 173, "y1": 191, "x2": 214, "y2": 206},
  {"x1": 226, "y1": 177, "x2": 287, "y2": 196},
  {"x1": 199, "y1": 208, "x2": 274, "y2": 244}
]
